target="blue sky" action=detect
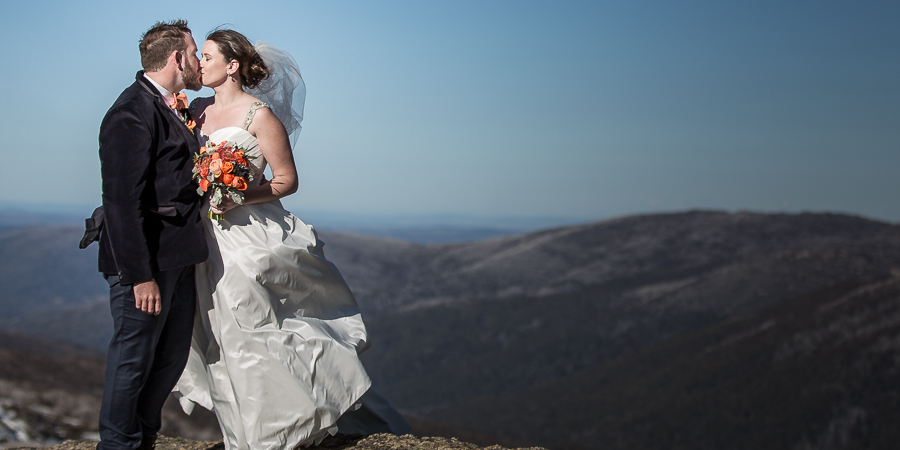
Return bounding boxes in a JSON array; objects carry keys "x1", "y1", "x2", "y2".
[{"x1": 1, "y1": 0, "x2": 897, "y2": 226}]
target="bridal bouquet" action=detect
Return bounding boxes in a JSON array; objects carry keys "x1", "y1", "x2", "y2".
[{"x1": 193, "y1": 141, "x2": 254, "y2": 220}]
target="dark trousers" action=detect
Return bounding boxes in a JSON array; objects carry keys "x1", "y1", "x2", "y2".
[{"x1": 97, "y1": 265, "x2": 196, "y2": 450}]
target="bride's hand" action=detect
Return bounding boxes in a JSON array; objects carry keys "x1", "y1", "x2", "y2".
[{"x1": 210, "y1": 196, "x2": 238, "y2": 215}]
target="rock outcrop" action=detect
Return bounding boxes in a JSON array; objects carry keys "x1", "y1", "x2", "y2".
[{"x1": 8, "y1": 434, "x2": 548, "y2": 450}]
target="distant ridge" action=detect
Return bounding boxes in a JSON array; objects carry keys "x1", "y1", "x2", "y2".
[
  {"x1": 0, "y1": 202, "x2": 592, "y2": 242},
  {"x1": 325, "y1": 210, "x2": 900, "y2": 316}
]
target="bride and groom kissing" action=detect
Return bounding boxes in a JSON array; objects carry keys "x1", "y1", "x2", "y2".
[{"x1": 85, "y1": 20, "x2": 409, "y2": 450}]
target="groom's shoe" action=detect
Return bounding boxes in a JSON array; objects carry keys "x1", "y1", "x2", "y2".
[{"x1": 140, "y1": 434, "x2": 158, "y2": 450}]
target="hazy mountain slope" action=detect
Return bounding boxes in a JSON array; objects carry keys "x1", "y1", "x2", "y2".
[
  {"x1": 0, "y1": 226, "x2": 106, "y2": 318},
  {"x1": 0, "y1": 226, "x2": 416, "y2": 348},
  {"x1": 4, "y1": 211, "x2": 900, "y2": 449},
  {"x1": 2, "y1": 300, "x2": 112, "y2": 351},
  {"x1": 326, "y1": 211, "x2": 900, "y2": 316},
  {"x1": 349, "y1": 212, "x2": 900, "y2": 449},
  {"x1": 6, "y1": 211, "x2": 900, "y2": 321},
  {"x1": 350, "y1": 212, "x2": 900, "y2": 406},
  {"x1": 313, "y1": 231, "x2": 422, "y2": 316},
  {"x1": 0, "y1": 225, "x2": 115, "y2": 350},
  {"x1": 417, "y1": 273, "x2": 900, "y2": 449},
  {"x1": 359, "y1": 285, "x2": 720, "y2": 412}
]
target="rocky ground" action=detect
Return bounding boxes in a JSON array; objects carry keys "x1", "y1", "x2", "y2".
[{"x1": 7, "y1": 434, "x2": 548, "y2": 450}]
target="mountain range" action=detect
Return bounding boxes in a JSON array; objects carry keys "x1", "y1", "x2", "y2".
[{"x1": 2, "y1": 210, "x2": 900, "y2": 449}]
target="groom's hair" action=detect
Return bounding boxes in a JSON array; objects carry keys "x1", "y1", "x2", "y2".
[{"x1": 139, "y1": 20, "x2": 192, "y2": 72}]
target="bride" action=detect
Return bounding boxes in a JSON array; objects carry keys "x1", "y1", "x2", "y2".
[{"x1": 172, "y1": 29, "x2": 409, "y2": 449}]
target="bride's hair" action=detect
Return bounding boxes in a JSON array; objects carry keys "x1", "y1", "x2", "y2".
[{"x1": 207, "y1": 29, "x2": 270, "y2": 89}]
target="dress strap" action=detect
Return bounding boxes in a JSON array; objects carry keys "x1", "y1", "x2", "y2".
[{"x1": 242, "y1": 102, "x2": 269, "y2": 130}]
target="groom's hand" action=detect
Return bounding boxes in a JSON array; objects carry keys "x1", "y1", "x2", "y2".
[{"x1": 133, "y1": 279, "x2": 162, "y2": 315}]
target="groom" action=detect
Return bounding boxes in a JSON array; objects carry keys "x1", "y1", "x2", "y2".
[{"x1": 95, "y1": 20, "x2": 207, "y2": 450}]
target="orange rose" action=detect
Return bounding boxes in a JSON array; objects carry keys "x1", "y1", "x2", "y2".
[
  {"x1": 199, "y1": 178, "x2": 210, "y2": 192},
  {"x1": 200, "y1": 167, "x2": 209, "y2": 178},
  {"x1": 211, "y1": 152, "x2": 220, "y2": 160},
  {"x1": 234, "y1": 150, "x2": 245, "y2": 159},
  {"x1": 221, "y1": 161, "x2": 234, "y2": 174},
  {"x1": 221, "y1": 173, "x2": 234, "y2": 185},
  {"x1": 198, "y1": 146, "x2": 207, "y2": 154},
  {"x1": 231, "y1": 177, "x2": 247, "y2": 191}
]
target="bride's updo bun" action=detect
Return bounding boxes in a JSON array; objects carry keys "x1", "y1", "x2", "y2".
[{"x1": 207, "y1": 29, "x2": 269, "y2": 89}]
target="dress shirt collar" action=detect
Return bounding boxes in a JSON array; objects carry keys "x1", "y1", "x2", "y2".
[{"x1": 143, "y1": 73, "x2": 176, "y2": 108}]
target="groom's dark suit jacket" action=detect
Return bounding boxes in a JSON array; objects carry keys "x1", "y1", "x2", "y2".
[{"x1": 97, "y1": 71, "x2": 208, "y2": 285}]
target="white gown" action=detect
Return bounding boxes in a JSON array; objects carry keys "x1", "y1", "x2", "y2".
[{"x1": 174, "y1": 104, "x2": 404, "y2": 449}]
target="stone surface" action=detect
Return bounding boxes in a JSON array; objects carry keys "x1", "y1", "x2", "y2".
[
  {"x1": 351, "y1": 434, "x2": 546, "y2": 450},
  {"x1": 6, "y1": 434, "x2": 548, "y2": 450}
]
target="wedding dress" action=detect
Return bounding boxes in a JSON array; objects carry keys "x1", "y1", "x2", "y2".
[{"x1": 173, "y1": 104, "x2": 408, "y2": 449}]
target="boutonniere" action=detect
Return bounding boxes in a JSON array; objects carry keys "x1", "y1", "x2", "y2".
[{"x1": 171, "y1": 92, "x2": 196, "y2": 132}]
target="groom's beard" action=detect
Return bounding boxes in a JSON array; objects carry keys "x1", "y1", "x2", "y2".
[{"x1": 182, "y1": 64, "x2": 202, "y2": 91}]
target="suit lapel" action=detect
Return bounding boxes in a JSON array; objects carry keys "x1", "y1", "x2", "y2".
[
  {"x1": 135, "y1": 72, "x2": 173, "y2": 112},
  {"x1": 168, "y1": 104, "x2": 199, "y2": 149},
  {"x1": 134, "y1": 73, "x2": 198, "y2": 150}
]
